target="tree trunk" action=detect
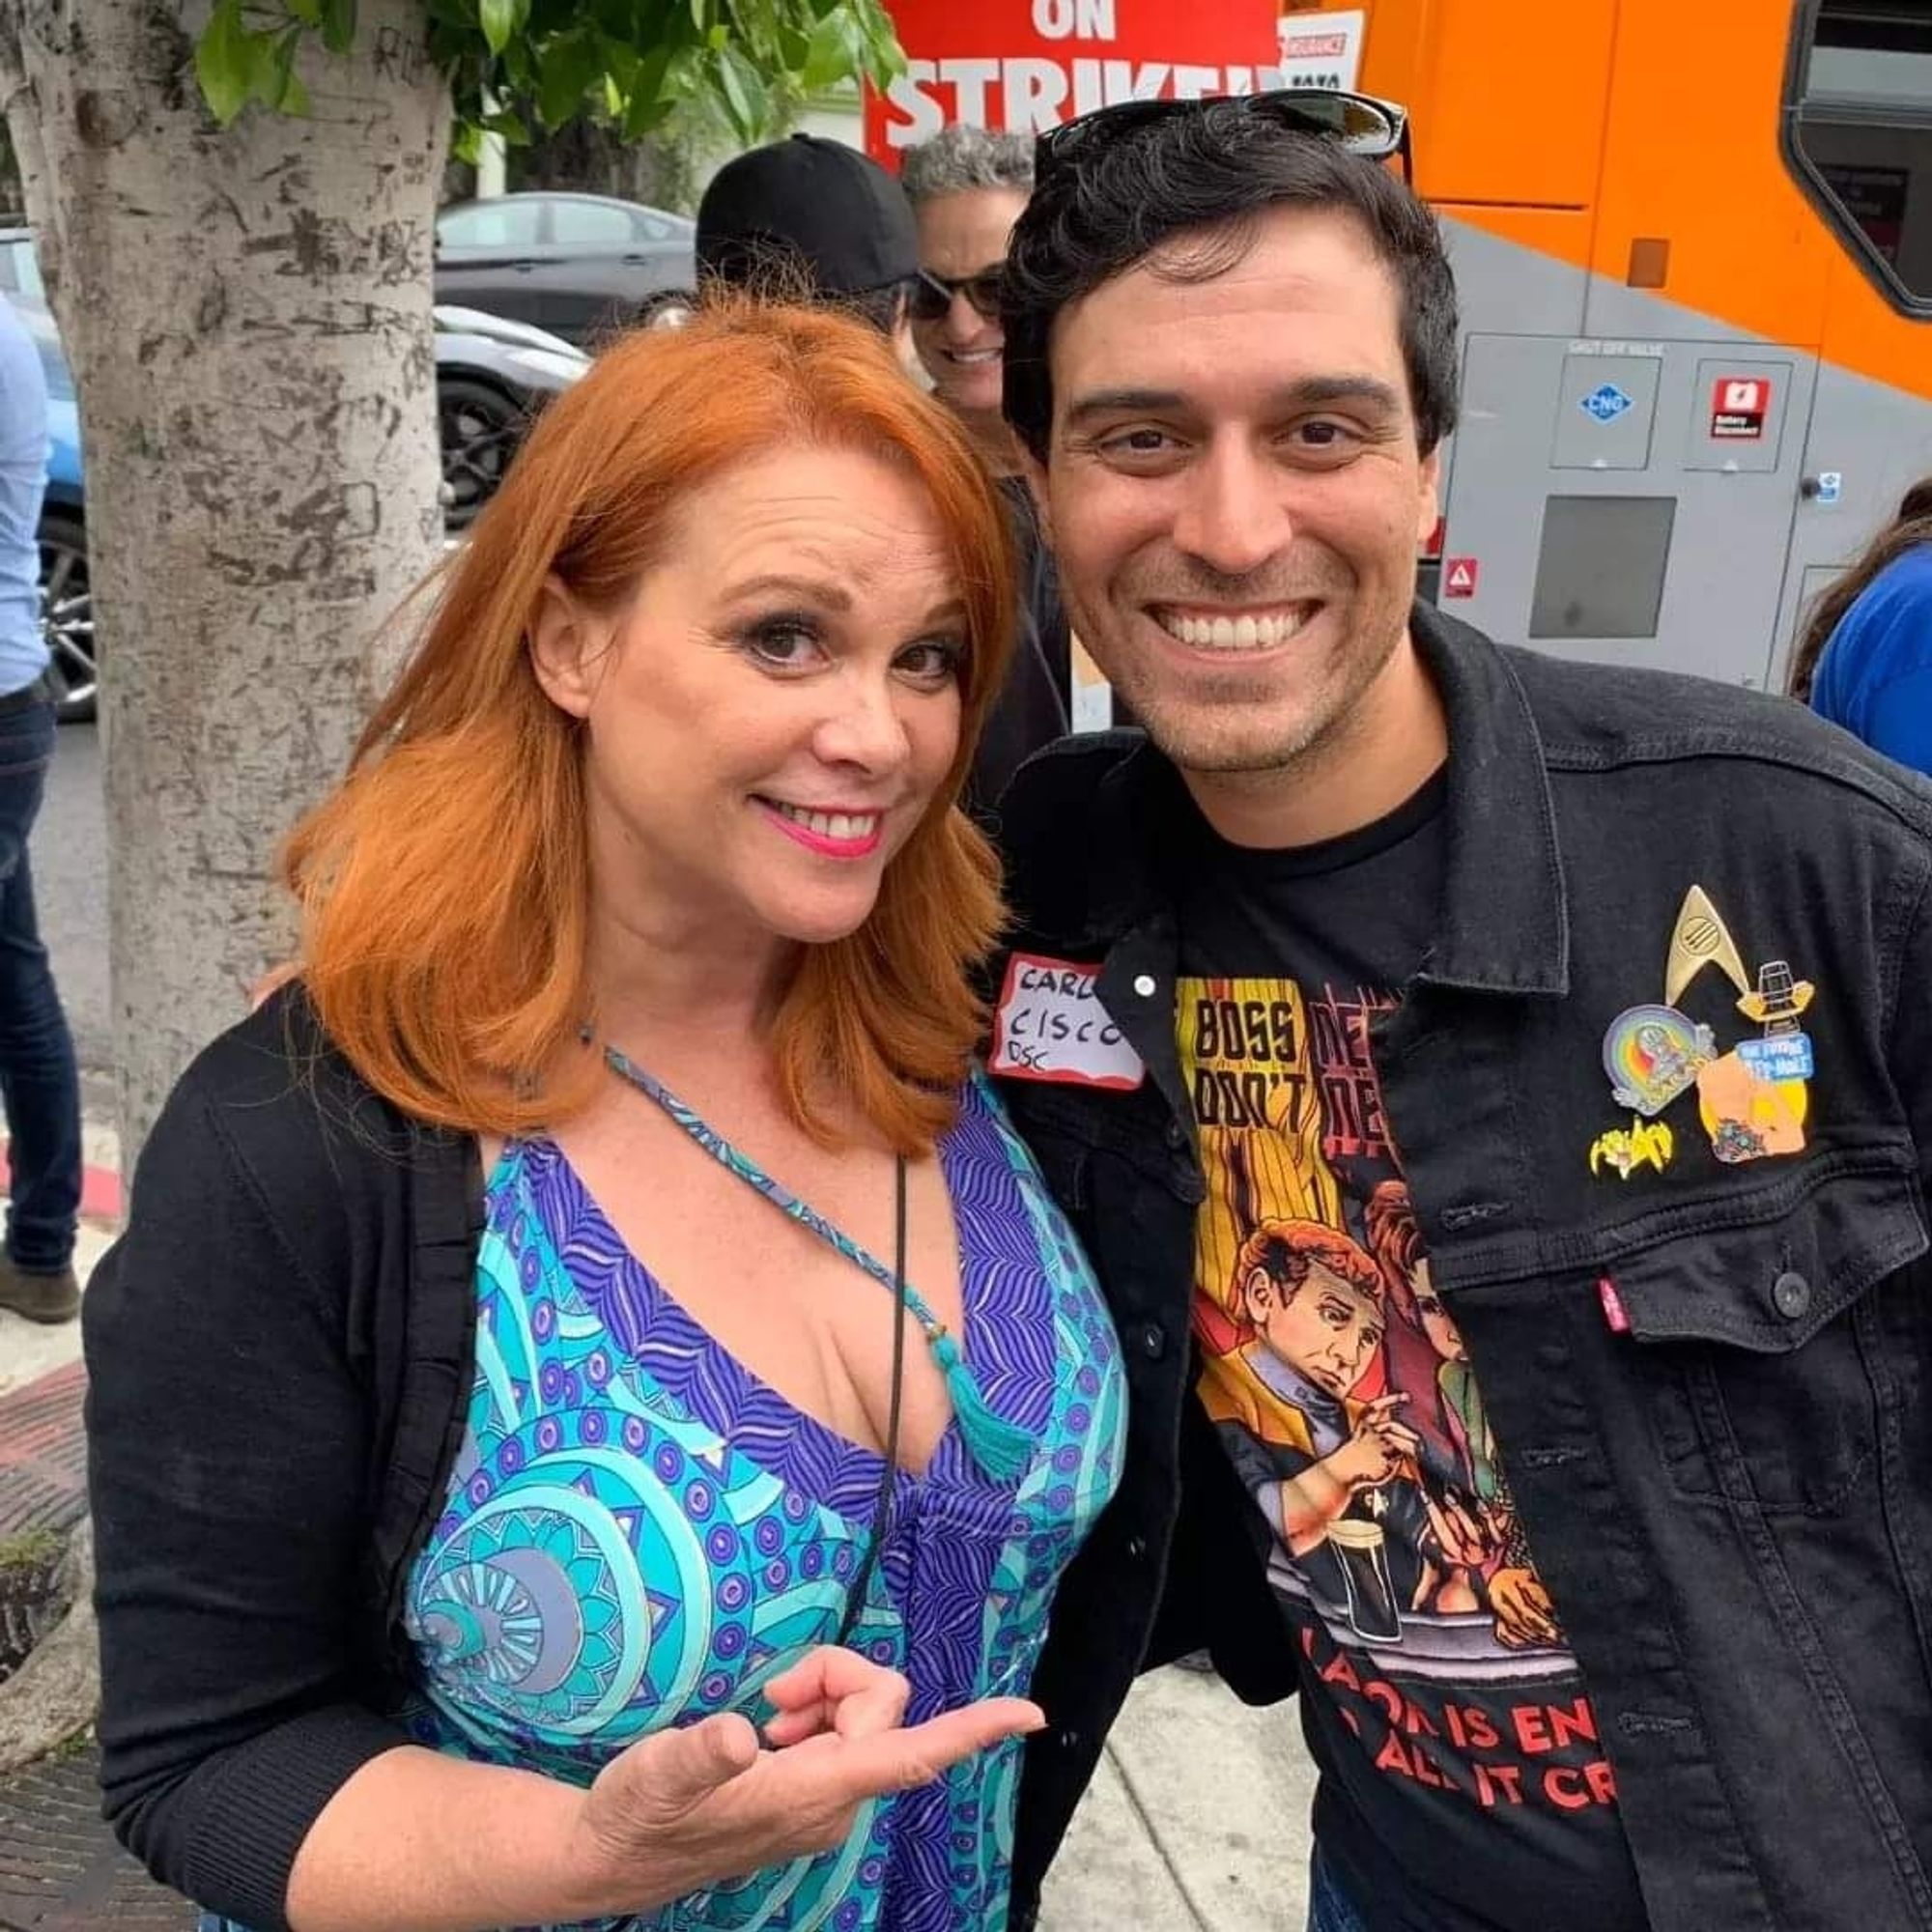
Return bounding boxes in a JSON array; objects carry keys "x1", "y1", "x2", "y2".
[{"x1": 0, "y1": 0, "x2": 449, "y2": 1161}]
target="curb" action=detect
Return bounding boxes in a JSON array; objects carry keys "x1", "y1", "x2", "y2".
[{"x1": 0, "y1": 1520, "x2": 97, "y2": 1777}]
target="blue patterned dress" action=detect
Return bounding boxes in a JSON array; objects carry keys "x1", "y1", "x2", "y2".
[{"x1": 387, "y1": 1072, "x2": 1123, "y2": 1930}]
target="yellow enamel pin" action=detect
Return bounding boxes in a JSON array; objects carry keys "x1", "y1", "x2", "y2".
[{"x1": 1592, "y1": 887, "x2": 1815, "y2": 1175}]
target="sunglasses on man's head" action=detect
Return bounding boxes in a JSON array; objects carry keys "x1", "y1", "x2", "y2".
[
  {"x1": 1035, "y1": 87, "x2": 1412, "y2": 188},
  {"x1": 909, "y1": 266, "x2": 1007, "y2": 325}
]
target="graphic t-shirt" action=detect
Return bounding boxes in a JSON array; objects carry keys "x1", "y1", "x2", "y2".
[{"x1": 1176, "y1": 773, "x2": 1650, "y2": 1932}]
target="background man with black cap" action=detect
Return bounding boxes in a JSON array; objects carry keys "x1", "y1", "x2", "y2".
[
  {"x1": 696, "y1": 133, "x2": 1067, "y2": 815},
  {"x1": 696, "y1": 133, "x2": 923, "y2": 361}
]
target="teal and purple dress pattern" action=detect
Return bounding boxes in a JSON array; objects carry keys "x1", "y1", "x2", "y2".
[{"x1": 397, "y1": 1071, "x2": 1124, "y2": 1930}]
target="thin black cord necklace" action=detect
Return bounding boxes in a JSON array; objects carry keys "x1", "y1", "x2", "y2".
[{"x1": 835, "y1": 1156, "x2": 909, "y2": 1651}]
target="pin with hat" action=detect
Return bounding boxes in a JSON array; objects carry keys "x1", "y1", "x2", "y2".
[{"x1": 1589, "y1": 885, "x2": 1815, "y2": 1177}]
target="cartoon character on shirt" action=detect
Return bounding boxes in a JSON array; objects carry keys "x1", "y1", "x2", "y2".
[
  {"x1": 1211, "y1": 1218, "x2": 1411, "y2": 1544},
  {"x1": 1362, "y1": 1179, "x2": 1562, "y2": 1650},
  {"x1": 1203, "y1": 1215, "x2": 1485, "y2": 1634}
]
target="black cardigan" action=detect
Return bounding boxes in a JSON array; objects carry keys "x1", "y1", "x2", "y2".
[{"x1": 84, "y1": 988, "x2": 481, "y2": 1930}]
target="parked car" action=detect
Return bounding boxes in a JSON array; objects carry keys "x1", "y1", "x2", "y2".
[
  {"x1": 0, "y1": 229, "x2": 587, "y2": 722},
  {"x1": 434, "y1": 191, "x2": 695, "y2": 345},
  {"x1": 431, "y1": 304, "x2": 588, "y2": 529},
  {"x1": 21, "y1": 298, "x2": 88, "y2": 724}
]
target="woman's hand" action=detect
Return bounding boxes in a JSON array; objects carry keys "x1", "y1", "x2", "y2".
[{"x1": 563, "y1": 1647, "x2": 1044, "y2": 1917}]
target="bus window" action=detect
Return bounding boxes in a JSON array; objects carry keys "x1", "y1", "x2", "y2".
[{"x1": 1784, "y1": 0, "x2": 1932, "y2": 310}]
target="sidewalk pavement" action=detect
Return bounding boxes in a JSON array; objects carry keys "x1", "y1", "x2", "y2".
[
  {"x1": 1042, "y1": 1665, "x2": 1314, "y2": 1928},
  {"x1": 0, "y1": 1147, "x2": 1317, "y2": 1929}
]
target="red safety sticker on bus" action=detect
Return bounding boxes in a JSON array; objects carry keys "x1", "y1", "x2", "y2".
[
  {"x1": 1711, "y1": 377, "x2": 1771, "y2": 440},
  {"x1": 1443, "y1": 557, "x2": 1479, "y2": 598}
]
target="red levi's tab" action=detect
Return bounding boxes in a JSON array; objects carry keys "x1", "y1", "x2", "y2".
[
  {"x1": 1598, "y1": 1275, "x2": 1632, "y2": 1334},
  {"x1": 988, "y1": 952, "x2": 1146, "y2": 1092}
]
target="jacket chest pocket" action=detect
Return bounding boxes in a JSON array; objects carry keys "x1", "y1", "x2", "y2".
[{"x1": 1605, "y1": 1157, "x2": 1927, "y2": 1516}]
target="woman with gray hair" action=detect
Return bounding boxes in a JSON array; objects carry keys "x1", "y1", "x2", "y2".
[
  {"x1": 901, "y1": 125, "x2": 1034, "y2": 474},
  {"x1": 901, "y1": 124, "x2": 1074, "y2": 731}
]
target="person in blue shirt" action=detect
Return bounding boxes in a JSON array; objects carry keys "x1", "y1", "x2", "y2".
[
  {"x1": 0, "y1": 291, "x2": 80, "y2": 1324},
  {"x1": 1790, "y1": 478, "x2": 1932, "y2": 774}
]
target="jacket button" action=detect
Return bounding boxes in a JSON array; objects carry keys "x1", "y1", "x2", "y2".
[
  {"x1": 1772, "y1": 1270, "x2": 1812, "y2": 1319},
  {"x1": 1134, "y1": 974, "x2": 1157, "y2": 996},
  {"x1": 1166, "y1": 1121, "x2": 1188, "y2": 1150},
  {"x1": 1125, "y1": 1534, "x2": 1148, "y2": 1559},
  {"x1": 1059, "y1": 1726, "x2": 1083, "y2": 1749},
  {"x1": 1139, "y1": 1321, "x2": 1167, "y2": 1359}
]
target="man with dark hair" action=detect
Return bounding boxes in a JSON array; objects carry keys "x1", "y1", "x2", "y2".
[
  {"x1": 988, "y1": 93, "x2": 1932, "y2": 1932},
  {"x1": 695, "y1": 132, "x2": 1066, "y2": 817}
]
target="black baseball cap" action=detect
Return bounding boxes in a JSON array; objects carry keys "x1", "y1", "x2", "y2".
[{"x1": 696, "y1": 134, "x2": 920, "y2": 298}]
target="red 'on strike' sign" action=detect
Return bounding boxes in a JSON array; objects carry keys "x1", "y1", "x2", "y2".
[{"x1": 865, "y1": 0, "x2": 1281, "y2": 162}]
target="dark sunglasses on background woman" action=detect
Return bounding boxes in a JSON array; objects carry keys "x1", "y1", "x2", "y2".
[{"x1": 909, "y1": 267, "x2": 1007, "y2": 325}]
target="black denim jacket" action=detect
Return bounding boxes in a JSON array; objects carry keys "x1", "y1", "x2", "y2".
[{"x1": 995, "y1": 606, "x2": 1932, "y2": 1932}]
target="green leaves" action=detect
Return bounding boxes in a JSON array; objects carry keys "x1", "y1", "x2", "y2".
[
  {"x1": 478, "y1": 0, "x2": 518, "y2": 56},
  {"x1": 195, "y1": 0, "x2": 313, "y2": 126},
  {"x1": 269, "y1": 24, "x2": 314, "y2": 113},
  {"x1": 194, "y1": 0, "x2": 255, "y2": 125},
  {"x1": 320, "y1": 0, "x2": 357, "y2": 54},
  {"x1": 798, "y1": 10, "x2": 850, "y2": 93},
  {"x1": 195, "y1": 0, "x2": 906, "y2": 143},
  {"x1": 620, "y1": 42, "x2": 676, "y2": 135},
  {"x1": 844, "y1": 0, "x2": 904, "y2": 88},
  {"x1": 713, "y1": 42, "x2": 766, "y2": 142},
  {"x1": 535, "y1": 27, "x2": 605, "y2": 127}
]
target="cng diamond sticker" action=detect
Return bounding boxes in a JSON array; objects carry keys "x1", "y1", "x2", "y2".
[{"x1": 1581, "y1": 383, "x2": 1635, "y2": 423}]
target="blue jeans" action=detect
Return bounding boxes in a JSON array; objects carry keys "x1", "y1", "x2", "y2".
[
  {"x1": 1309, "y1": 1844, "x2": 1372, "y2": 1932},
  {"x1": 0, "y1": 696, "x2": 79, "y2": 1272}
]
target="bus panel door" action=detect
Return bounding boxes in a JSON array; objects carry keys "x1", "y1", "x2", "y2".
[{"x1": 1440, "y1": 332, "x2": 1818, "y2": 687}]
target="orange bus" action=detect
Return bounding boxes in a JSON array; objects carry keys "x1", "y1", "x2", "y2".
[{"x1": 1339, "y1": 0, "x2": 1932, "y2": 690}]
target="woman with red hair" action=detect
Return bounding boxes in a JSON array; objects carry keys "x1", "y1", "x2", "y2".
[{"x1": 83, "y1": 301, "x2": 1125, "y2": 1932}]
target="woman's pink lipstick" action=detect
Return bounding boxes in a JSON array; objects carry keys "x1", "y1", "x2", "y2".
[{"x1": 758, "y1": 799, "x2": 885, "y2": 860}]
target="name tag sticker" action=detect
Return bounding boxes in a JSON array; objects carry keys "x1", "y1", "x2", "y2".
[{"x1": 989, "y1": 952, "x2": 1147, "y2": 1091}]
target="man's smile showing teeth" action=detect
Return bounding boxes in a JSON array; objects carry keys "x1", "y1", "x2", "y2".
[
  {"x1": 1154, "y1": 606, "x2": 1316, "y2": 650},
  {"x1": 946, "y1": 348, "x2": 1000, "y2": 364}
]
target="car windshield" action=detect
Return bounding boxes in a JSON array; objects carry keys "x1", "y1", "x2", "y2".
[{"x1": 437, "y1": 201, "x2": 542, "y2": 249}]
